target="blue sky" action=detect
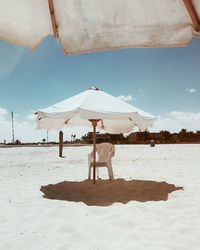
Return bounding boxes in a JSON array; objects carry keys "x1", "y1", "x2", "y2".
[{"x1": 0, "y1": 36, "x2": 200, "y2": 142}]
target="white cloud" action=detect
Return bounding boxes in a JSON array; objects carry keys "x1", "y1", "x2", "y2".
[
  {"x1": 186, "y1": 88, "x2": 198, "y2": 93},
  {"x1": 0, "y1": 107, "x2": 7, "y2": 116},
  {"x1": 117, "y1": 95, "x2": 133, "y2": 102},
  {"x1": 27, "y1": 110, "x2": 37, "y2": 120},
  {"x1": 27, "y1": 114, "x2": 36, "y2": 121},
  {"x1": 151, "y1": 111, "x2": 200, "y2": 133}
]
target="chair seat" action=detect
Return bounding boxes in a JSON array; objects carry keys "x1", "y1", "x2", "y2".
[{"x1": 90, "y1": 161, "x2": 107, "y2": 167}]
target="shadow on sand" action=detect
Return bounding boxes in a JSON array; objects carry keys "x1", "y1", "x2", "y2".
[{"x1": 40, "y1": 178, "x2": 183, "y2": 206}]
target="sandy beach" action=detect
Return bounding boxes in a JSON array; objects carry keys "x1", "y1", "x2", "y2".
[{"x1": 0, "y1": 144, "x2": 200, "y2": 250}]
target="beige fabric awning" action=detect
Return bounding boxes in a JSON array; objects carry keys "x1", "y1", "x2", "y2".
[{"x1": 0, "y1": 0, "x2": 199, "y2": 54}]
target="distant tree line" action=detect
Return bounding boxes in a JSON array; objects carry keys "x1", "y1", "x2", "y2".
[{"x1": 81, "y1": 129, "x2": 200, "y2": 144}]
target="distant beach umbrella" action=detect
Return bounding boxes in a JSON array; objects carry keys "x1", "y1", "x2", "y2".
[
  {"x1": 35, "y1": 87, "x2": 156, "y2": 183},
  {"x1": 0, "y1": 0, "x2": 199, "y2": 54}
]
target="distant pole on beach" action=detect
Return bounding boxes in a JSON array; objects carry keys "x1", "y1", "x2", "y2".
[
  {"x1": 47, "y1": 130, "x2": 49, "y2": 143},
  {"x1": 59, "y1": 130, "x2": 63, "y2": 157},
  {"x1": 11, "y1": 111, "x2": 15, "y2": 143}
]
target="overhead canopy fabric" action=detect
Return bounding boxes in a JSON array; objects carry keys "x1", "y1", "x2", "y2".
[
  {"x1": 0, "y1": 0, "x2": 199, "y2": 54},
  {"x1": 36, "y1": 88, "x2": 156, "y2": 134},
  {"x1": 0, "y1": 0, "x2": 52, "y2": 49}
]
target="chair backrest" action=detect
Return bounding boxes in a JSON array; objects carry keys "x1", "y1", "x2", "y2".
[{"x1": 96, "y1": 143, "x2": 115, "y2": 162}]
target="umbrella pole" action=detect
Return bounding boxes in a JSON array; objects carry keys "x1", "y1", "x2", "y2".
[
  {"x1": 92, "y1": 120, "x2": 97, "y2": 184},
  {"x1": 89, "y1": 119, "x2": 99, "y2": 184}
]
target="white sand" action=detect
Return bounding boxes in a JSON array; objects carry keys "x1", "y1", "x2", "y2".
[{"x1": 0, "y1": 144, "x2": 200, "y2": 250}]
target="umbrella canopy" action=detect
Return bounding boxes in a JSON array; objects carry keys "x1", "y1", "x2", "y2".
[
  {"x1": 0, "y1": 0, "x2": 199, "y2": 54},
  {"x1": 36, "y1": 87, "x2": 156, "y2": 133}
]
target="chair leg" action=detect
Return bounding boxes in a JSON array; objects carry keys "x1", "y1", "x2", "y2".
[
  {"x1": 107, "y1": 167, "x2": 112, "y2": 180},
  {"x1": 88, "y1": 165, "x2": 99, "y2": 180},
  {"x1": 97, "y1": 167, "x2": 100, "y2": 179},
  {"x1": 88, "y1": 165, "x2": 91, "y2": 180},
  {"x1": 110, "y1": 165, "x2": 114, "y2": 179},
  {"x1": 107, "y1": 163, "x2": 114, "y2": 180}
]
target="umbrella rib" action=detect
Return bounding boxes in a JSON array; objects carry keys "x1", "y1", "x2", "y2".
[
  {"x1": 48, "y1": 0, "x2": 59, "y2": 38},
  {"x1": 183, "y1": 0, "x2": 200, "y2": 32}
]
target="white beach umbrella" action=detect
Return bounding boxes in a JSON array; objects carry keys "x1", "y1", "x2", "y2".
[
  {"x1": 0, "y1": 0, "x2": 199, "y2": 54},
  {"x1": 35, "y1": 87, "x2": 156, "y2": 183}
]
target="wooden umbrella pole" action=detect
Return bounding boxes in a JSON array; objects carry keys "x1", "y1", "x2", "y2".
[
  {"x1": 59, "y1": 130, "x2": 63, "y2": 157},
  {"x1": 89, "y1": 119, "x2": 100, "y2": 184},
  {"x1": 93, "y1": 122, "x2": 96, "y2": 184}
]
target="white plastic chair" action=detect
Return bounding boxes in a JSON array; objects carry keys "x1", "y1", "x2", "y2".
[{"x1": 88, "y1": 142, "x2": 115, "y2": 180}]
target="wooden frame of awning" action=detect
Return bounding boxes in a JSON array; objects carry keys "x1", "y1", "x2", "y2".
[
  {"x1": 48, "y1": 0, "x2": 199, "y2": 39},
  {"x1": 47, "y1": 0, "x2": 200, "y2": 39},
  {"x1": 183, "y1": 0, "x2": 200, "y2": 32},
  {"x1": 48, "y1": 0, "x2": 59, "y2": 38}
]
